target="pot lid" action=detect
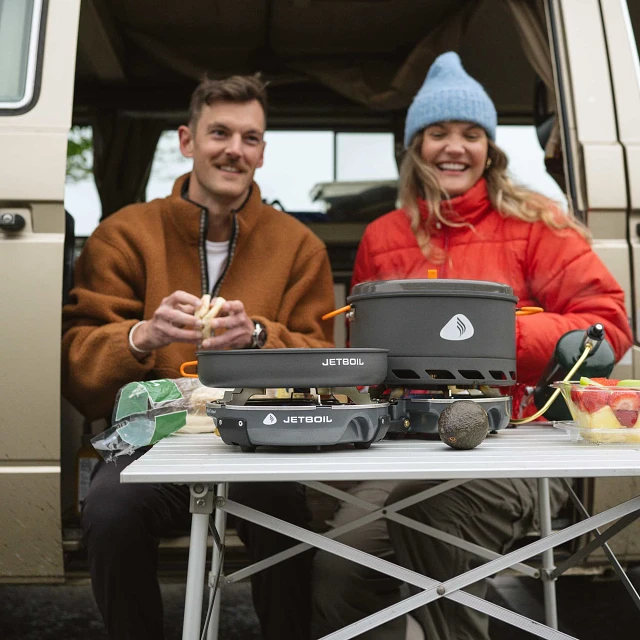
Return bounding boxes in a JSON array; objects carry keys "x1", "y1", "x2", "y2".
[{"x1": 348, "y1": 279, "x2": 516, "y2": 301}]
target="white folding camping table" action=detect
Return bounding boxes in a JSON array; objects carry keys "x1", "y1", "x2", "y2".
[{"x1": 121, "y1": 425, "x2": 640, "y2": 640}]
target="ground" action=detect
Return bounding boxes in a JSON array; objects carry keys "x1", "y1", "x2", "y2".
[{"x1": 1, "y1": 571, "x2": 638, "y2": 639}]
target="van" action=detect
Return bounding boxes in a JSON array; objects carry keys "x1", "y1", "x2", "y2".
[{"x1": 1, "y1": 0, "x2": 639, "y2": 583}]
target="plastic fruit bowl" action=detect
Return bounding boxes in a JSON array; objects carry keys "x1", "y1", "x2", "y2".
[{"x1": 553, "y1": 381, "x2": 640, "y2": 444}]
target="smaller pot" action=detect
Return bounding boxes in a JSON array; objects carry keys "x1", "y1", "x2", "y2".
[{"x1": 194, "y1": 348, "x2": 389, "y2": 389}]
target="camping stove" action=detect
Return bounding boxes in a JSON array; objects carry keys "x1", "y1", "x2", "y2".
[
  {"x1": 372, "y1": 386, "x2": 511, "y2": 436},
  {"x1": 206, "y1": 387, "x2": 390, "y2": 452},
  {"x1": 197, "y1": 348, "x2": 390, "y2": 452},
  {"x1": 343, "y1": 279, "x2": 519, "y2": 437}
]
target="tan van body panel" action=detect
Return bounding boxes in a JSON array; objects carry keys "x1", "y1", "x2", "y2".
[
  {"x1": 0, "y1": 0, "x2": 81, "y2": 580},
  {"x1": 551, "y1": 0, "x2": 640, "y2": 561}
]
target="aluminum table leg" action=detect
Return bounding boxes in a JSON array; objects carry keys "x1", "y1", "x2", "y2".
[
  {"x1": 183, "y1": 484, "x2": 214, "y2": 640},
  {"x1": 538, "y1": 477, "x2": 558, "y2": 629},
  {"x1": 205, "y1": 483, "x2": 228, "y2": 640}
]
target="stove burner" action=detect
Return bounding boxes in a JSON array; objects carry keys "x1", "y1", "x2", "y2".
[
  {"x1": 386, "y1": 394, "x2": 511, "y2": 436},
  {"x1": 206, "y1": 387, "x2": 390, "y2": 452},
  {"x1": 365, "y1": 384, "x2": 511, "y2": 436}
]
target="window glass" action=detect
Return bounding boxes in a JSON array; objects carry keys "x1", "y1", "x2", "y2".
[
  {"x1": 65, "y1": 126, "x2": 100, "y2": 237},
  {"x1": 496, "y1": 126, "x2": 567, "y2": 207},
  {"x1": 146, "y1": 130, "x2": 192, "y2": 201},
  {"x1": 257, "y1": 131, "x2": 334, "y2": 211},
  {"x1": 0, "y1": 0, "x2": 40, "y2": 109},
  {"x1": 336, "y1": 133, "x2": 398, "y2": 181}
]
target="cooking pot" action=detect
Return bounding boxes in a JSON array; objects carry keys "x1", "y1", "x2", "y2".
[
  {"x1": 346, "y1": 279, "x2": 518, "y2": 386},
  {"x1": 192, "y1": 348, "x2": 389, "y2": 389}
]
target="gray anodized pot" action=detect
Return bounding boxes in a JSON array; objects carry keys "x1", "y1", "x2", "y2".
[
  {"x1": 347, "y1": 279, "x2": 517, "y2": 386},
  {"x1": 197, "y1": 348, "x2": 389, "y2": 388}
]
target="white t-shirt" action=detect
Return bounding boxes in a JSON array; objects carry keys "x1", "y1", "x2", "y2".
[{"x1": 205, "y1": 239, "x2": 229, "y2": 289}]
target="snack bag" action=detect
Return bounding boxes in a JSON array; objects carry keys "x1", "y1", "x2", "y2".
[{"x1": 91, "y1": 378, "x2": 227, "y2": 462}]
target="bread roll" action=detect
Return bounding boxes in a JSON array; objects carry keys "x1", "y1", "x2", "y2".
[
  {"x1": 195, "y1": 294, "x2": 212, "y2": 320},
  {"x1": 178, "y1": 414, "x2": 218, "y2": 434},
  {"x1": 188, "y1": 385, "x2": 226, "y2": 414},
  {"x1": 202, "y1": 296, "x2": 226, "y2": 339}
]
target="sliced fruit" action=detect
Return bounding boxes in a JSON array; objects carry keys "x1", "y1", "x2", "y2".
[
  {"x1": 570, "y1": 388, "x2": 585, "y2": 411},
  {"x1": 586, "y1": 405, "x2": 624, "y2": 429},
  {"x1": 580, "y1": 377, "x2": 603, "y2": 386},
  {"x1": 614, "y1": 409, "x2": 639, "y2": 428},
  {"x1": 608, "y1": 391, "x2": 640, "y2": 428},
  {"x1": 573, "y1": 408, "x2": 593, "y2": 429},
  {"x1": 580, "y1": 390, "x2": 610, "y2": 413},
  {"x1": 616, "y1": 379, "x2": 640, "y2": 388},
  {"x1": 589, "y1": 378, "x2": 619, "y2": 386},
  {"x1": 608, "y1": 391, "x2": 640, "y2": 412},
  {"x1": 576, "y1": 405, "x2": 640, "y2": 439}
]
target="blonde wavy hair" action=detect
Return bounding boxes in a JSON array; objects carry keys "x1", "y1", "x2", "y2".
[{"x1": 398, "y1": 132, "x2": 590, "y2": 263}]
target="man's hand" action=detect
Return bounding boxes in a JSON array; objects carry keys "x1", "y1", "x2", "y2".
[
  {"x1": 130, "y1": 290, "x2": 204, "y2": 355},
  {"x1": 200, "y1": 299, "x2": 255, "y2": 350}
]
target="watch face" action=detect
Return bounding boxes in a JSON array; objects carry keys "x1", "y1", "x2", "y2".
[{"x1": 253, "y1": 323, "x2": 267, "y2": 348}]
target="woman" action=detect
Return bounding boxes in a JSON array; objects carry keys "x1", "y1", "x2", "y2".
[{"x1": 312, "y1": 52, "x2": 632, "y2": 640}]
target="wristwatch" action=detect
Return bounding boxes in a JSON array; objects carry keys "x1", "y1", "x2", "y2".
[{"x1": 250, "y1": 322, "x2": 267, "y2": 349}]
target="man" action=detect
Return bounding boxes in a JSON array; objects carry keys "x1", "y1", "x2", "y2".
[{"x1": 62, "y1": 75, "x2": 335, "y2": 640}]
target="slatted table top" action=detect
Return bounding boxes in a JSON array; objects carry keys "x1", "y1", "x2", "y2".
[{"x1": 120, "y1": 425, "x2": 640, "y2": 484}]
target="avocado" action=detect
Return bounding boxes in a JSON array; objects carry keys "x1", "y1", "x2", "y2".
[{"x1": 437, "y1": 400, "x2": 489, "y2": 450}]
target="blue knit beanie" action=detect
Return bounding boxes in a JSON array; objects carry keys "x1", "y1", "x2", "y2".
[{"x1": 404, "y1": 52, "x2": 497, "y2": 147}]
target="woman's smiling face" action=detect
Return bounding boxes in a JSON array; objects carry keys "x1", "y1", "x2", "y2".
[{"x1": 419, "y1": 121, "x2": 489, "y2": 197}]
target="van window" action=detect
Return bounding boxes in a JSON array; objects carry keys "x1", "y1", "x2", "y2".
[
  {"x1": 0, "y1": 0, "x2": 43, "y2": 111},
  {"x1": 336, "y1": 133, "x2": 398, "y2": 182},
  {"x1": 496, "y1": 126, "x2": 567, "y2": 208},
  {"x1": 65, "y1": 125, "x2": 567, "y2": 237}
]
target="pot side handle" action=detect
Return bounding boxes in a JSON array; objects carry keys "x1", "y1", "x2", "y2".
[
  {"x1": 322, "y1": 304, "x2": 352, "y2": 321},
  {"x1": 180, "y1": 360, "x2": 198, "y2": 378},
  {"x1": 516, "y1": 306, "x2": 544, "y2": 316}
]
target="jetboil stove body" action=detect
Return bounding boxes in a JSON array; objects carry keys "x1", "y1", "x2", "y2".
[
  {"x1": 347, "y1": 279, "x2": 518, "y2": 436},
  {"x1": 198, "y1": 348, "x2": 390, "y2": 452}
]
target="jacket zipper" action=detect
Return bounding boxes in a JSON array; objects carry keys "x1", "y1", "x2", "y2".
[{"x1": 191, "y1": 182, "x2": 250, "y2": 297}]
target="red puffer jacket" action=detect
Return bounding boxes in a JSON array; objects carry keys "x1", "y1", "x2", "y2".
[{"x1": 352, "y1": 178, "x2": 633, "y2": 403}]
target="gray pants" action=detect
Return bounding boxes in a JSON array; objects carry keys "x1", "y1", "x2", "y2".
[{"x1": 312, "y1": 478, "x2": 567, "y2": 640}]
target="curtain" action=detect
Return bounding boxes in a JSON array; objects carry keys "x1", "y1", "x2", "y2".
[
  {"x1": 93, "y1": 111, "x2": 165, "y2": 219},
  {"x1": 506, "y1": 0, "x2": 560, "y2": 158},
  {"x1": 287, "y1": 1, "x2": 481, "y2": 112}
]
